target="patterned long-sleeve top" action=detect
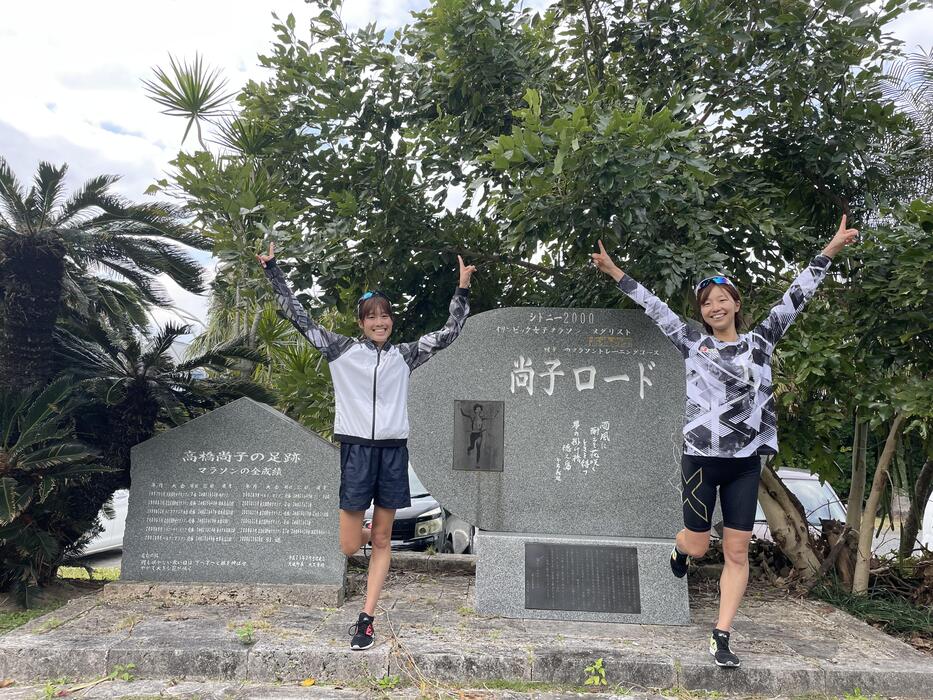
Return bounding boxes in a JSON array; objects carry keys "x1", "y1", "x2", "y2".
[
  {"x1": 617, "y1": 255, "x2": 832, "y2": 457},
  {"x1": 263, "y1": 259, "x2": 470, "y2": 445}
]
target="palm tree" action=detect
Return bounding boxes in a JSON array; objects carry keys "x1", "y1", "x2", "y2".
[
  {"x1": 0, "y1": 377, "x2": 103, "y2": 599},
  {"x1": 49, "y1": 322, "x2": 277, "y2": 572},
  {"x1": 0, "y1": 158, "x2": 211, "y2": 392},
  {"x1": 143, "y1": 54, "x2": 234, "y2": 149},
  {"x1": 55, "y1": 321, "x2": 275, "y2": 483}
]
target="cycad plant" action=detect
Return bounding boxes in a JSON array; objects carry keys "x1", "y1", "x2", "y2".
[
  {"x1": 56, "y1": 321, "x2": 276, "y2": 481},
  {"x1": 0, "y1": 378, "x2": 104, "y2": 600},
  {"x1": 0, "y1": 157, "x2": 211, "y2": 392}
]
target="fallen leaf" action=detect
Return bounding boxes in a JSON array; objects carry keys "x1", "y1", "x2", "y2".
[
  {"x1": 300, "y1": 678, "x2": 316, "y2": 687},
  {"x1": 0, "y1": 680, "x2": 14, "y2": 688}
]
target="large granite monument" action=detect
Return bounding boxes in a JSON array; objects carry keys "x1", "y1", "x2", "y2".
[
  {"x1": 409, "y1": 308, "x2": 688, "y2": 624},
  {"x1": 121, "y1": 398, "x2": 345, "y2": 594}
]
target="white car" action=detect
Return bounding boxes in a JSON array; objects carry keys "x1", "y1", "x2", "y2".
[
  {"x1": 922, "y1": 492, "x2": 933, "y2": 550},
  {"x1": 80, "y1": 489, "x2": 129, "y2": 555}
]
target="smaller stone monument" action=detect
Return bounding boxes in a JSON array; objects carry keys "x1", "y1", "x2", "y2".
[{"x1": 119, "y1": 398, "x2": 345, "y2": 604}]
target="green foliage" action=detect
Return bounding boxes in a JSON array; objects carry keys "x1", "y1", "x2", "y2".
[
  {"x1": 234, "y1": 621, "x2": 256, "y2": 645},
  {"x1": 143, "y1": 54, "x2": 234, "y2": 147},
  {"x1": 106, "y1": 663, "x2": 136, "y2": 682},
  {"x1": 374, "y1": 674, "x2": 401, "y2": 690},
  {"x1": 0, "y1": 601, "x2": 65, "y2": 634},
  {"x1": 149, "y1": 0, "x2": 931, "y2": 512},
  {"x1": 0, "y1": 379, "x2": 106, "y2": 601},
  {"x1": 813, "y1": 579, "x2": 933, "y2": 638},
  {"x1": 583, "y1": 656, "x2": 607, "y2": 686}
]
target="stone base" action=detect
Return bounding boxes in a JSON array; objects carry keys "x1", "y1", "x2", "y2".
[
  {"x1": 475, "y1": 531, "x2": 688, "y2": 624},
  {"x1": 102, "y1": 580, "x2": 345, "y2": 607}
]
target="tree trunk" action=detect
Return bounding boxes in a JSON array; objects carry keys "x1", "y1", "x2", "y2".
[
  {"x1": 758, "y1": 460, "x2": 822, "y2": 579},
  {"x1": 899, "y1": 457, "x2": 933, "y2": 560},
  {"x1": 840, "y1": 415, "x2": 869, "y2": 576},
  {"x1": 846, "y1": 415, "x2": 868, "y2": 532},
  {"x1": 853, "y1": 413, "x2": 908, "y2": 594},
  {"x1": 0, "y1": 238, "x2": 65, "y2": 392}
]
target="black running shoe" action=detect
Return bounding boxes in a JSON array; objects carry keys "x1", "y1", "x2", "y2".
[
  {"x1": 709, "y1": 628, "x2": 740, "y2": 667},
  {"x1": 670, "y1": 546, "x2": 689, "y2": 578},
  {"x1": 349, "y1": 612, "x2": 375, "y2": 650}
]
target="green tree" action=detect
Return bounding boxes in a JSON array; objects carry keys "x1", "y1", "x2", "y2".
[
  {"x1": 0, "y1": 378, "x2": 104, "y2": 600},
  {"x1": 151, "y1": 0, "x2": 930, "y2": 583},
  {"x1": 0, "y1": 158, "x2": 210, "y2": 392}
]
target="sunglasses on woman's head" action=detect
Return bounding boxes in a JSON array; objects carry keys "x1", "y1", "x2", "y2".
[
  {"x1": 357, "y1": 290, "x2": 391, "y2": 314},
  {"x1": 695, "y1": 275, "x2": 737, "y2": 295},
  {"x1": 358, "y1": 290, "x2": 388, "y2": 303}
]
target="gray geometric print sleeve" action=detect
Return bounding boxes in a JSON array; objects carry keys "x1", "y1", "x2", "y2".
[
  {"x1": 262, "y1": 260, "x2": 354, "y2": 362},
  {"x1": 398, "y1": 289, "x2": 471, "y2": 371},
  {"x1": 753, "y1": 255, "x2": 832, "y2": 352},
  {"x1": 616, "y1": 275, "x2": 701, "y2": 357},
  {"x1": 616, "y1": 257, "x2": 832, "y2": 457}
]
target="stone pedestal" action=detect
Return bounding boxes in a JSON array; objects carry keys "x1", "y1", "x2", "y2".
[{"x1": 475, "y1": 531, "x2": 688, "y2": 624}]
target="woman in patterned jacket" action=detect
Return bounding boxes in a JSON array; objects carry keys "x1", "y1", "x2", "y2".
[{"x1": 591, "y1": 216, "x2": 858, "y2": 668}]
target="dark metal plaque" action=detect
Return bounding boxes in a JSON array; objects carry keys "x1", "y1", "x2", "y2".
[
  {"x1": 453, "y1": 400, "x2": 504, "y2": 472},
  {"x1": 524, "y1": 542, "x2": 641, "y2": 613}
]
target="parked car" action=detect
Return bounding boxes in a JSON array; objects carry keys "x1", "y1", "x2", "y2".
[
  {"x1": 922, "y1": 492, "x2": 933, "y2": 550},
  {"x1": 364, "y1": 467, "x2": 444, "y2": 551},
  {"x1": 80, "y1": 489, "x2": 129, "y2": 556},
  {"x1": 750, "y1": 467, "x2": 847, "y2": 541},
  {"x1": 441, "y1": 511, "x2": 476, "y2": 554}
]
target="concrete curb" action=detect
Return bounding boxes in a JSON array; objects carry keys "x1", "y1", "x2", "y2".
[{"x1": 2, "y1": 567, "x2": 930, "y2": 698}]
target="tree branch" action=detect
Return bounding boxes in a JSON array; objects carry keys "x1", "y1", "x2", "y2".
[{"x1": 412, "y1": 245, "x2": 566, "y2": 280}]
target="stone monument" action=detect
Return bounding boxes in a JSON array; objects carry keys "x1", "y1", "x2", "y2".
[
  {"x1": 120, "y1": 398, "x2": 345, "y2": 600},
  {"x1": 408, "y1": 308, "x2": 688, "y2": 624}
]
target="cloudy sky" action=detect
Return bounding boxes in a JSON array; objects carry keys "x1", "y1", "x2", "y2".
[{"x1": 1, "y1": 1, "x2": 930, "y2": 332}]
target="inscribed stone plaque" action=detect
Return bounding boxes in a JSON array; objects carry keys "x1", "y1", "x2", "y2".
[
  {"x1": 453, "y1": 400, "x2": 504, "y2": 472},
  {"x1": 121, "y1": 398, "x2": 345, "y2": 585},
  {"x1": 408, "y1": 308, "x2": 685, "y2": 539},
  {"x1": 525, "y1": 542, "x2": 641, "y2": 614}
]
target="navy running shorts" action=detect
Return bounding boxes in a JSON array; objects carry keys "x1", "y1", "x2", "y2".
[
  {"x1": 339, "y1": 443, "x2": 410, "y2": 511},
  {"x1": 681, "y1": 453, "x2": 761, "y2": 533}
]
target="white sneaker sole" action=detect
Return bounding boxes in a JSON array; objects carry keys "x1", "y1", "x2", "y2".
[
  {"x1": 709, "y1": 646, "x2": 740, "y2": 667},
  {"x1": 351, "y1": 639, "x2": 375, "y2": 651}
]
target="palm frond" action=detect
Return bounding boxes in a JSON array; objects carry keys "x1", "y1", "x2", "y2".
[
  {"x1": 212, "y1": 115, "x2": 277, "y2": 156},
  {"x1": 0, "y1": 156, "x2": 29, "y2": 231},
  {"x1": 51, "y1": 174, "x2": 121, "y2": 227},
  {"x1": 28, "y1": 162, "x2": 68, "y2": 231},
  {"x1": 142, "y1": 54, "x2": 235, "y2": 145}
]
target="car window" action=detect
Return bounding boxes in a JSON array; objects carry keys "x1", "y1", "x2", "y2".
[
  {"x1": 409, "y1": 467, "x2": 430, "y2": 498},
  {"x1": 757, "y1": 479, "x2": 845, "y2": 525}
]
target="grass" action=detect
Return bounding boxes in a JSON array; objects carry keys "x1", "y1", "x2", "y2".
[
  {"x1": 812, "y1": 582, "x2": 933, "y2": 638},
  {"x1": 57, "y1": 566, "x2": 120, "y2": 581},
  {"x1": 0, "y1": 601, "x2": 66, "y2": 635}
]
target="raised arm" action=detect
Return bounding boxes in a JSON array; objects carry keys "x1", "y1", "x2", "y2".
[
  {"x1": 256, "y1": 242, "x2": 353, "y2": 361},
  {"x1": 399, "y1": 255, "x2": 475, "y2": 371},
  {"x1": 754, "y1": 216, "x2": 858, "y2": 350},
  {"x1": 592, "y1": 239, "x2": 696, "y2": 354}
]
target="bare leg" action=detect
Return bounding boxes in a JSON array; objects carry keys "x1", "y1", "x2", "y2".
[
  {"x1": 363, "y1": 505, "x2": 396, "y2": 616},
  {"x1": 716, "y1": 527, "x2": 753, "y2": 631},
  {"x1": 339, "y1": 509, "x2": 366, "y2": 556},
  {"x1": 676, "y1": 528, "x2": 711, "y2": 558}
]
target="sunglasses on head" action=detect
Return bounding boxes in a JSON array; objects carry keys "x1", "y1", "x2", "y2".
[
  {"x1": 694, "y1": 275, "x2": 737, "y2": 295},
  {"x1": 357, "y1": 290, "x2": 391, "y2": 313}
]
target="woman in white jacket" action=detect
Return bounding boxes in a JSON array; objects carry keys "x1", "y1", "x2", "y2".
[{"x1": 257, "y1": 243, "x2": 476, "y2": 650}]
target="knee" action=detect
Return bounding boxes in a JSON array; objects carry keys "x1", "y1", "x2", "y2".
[
  {"x1": 369, "y1": 530, "x2": 392, "y2": 551},
  {"x1": 680, "y1": 531, "x2": 710, "y2": 558},
  {"x1": 340, "y1": 540, "x2": 360, "y2": 557},
  {"x1": 723, "y1": 542, "x2": 749, "y2": 566},
  {"x1": 685, "y1": 541, "x2": 710, "y2": 558}
]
